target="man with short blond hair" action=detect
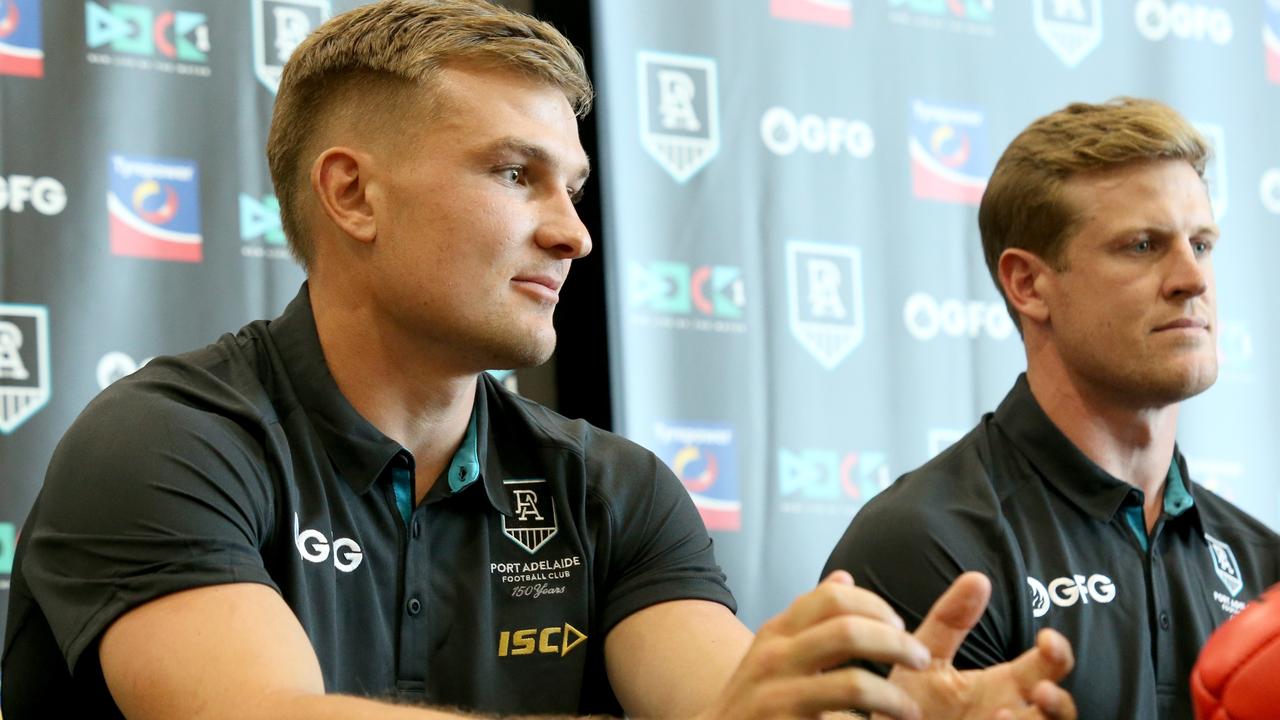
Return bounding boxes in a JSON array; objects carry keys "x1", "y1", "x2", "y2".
[
  {"x1": 5, "y1": 2, "x2": 1075, "y2": 719},
  {"x1": 825, "y1": 97, "x2": 1280, "y2": 719}
]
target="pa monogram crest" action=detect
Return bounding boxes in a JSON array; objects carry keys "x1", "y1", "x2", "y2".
[
  {"x1": 1205, "y1": 533, "x2": 1244, "y2": 598},
  {"x1": 1033, "y1": 0, "x2": 1103, "y2": 68},
  {"x1": 637, "y1": 50, "x2": 719, "y2": 183},
  {"x1": 786, "y1": 241, "x2": 864, "y2": 370},
  {"x1": 252, "y1": 0, "x2": 330, "y2": 93},
  {"x1": 502, "y1": 478, "x2": 558, "y2": 554},
  {"x1": 0, "y1": 304, "x2": 50, "y2": 434}
]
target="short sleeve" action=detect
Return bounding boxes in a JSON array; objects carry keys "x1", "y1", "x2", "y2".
[
  {"x1": 588, "y1": 441, "x2": 736, "y2": 635},
  {"x1": 822, "y1": 467, "x2": 1020, "y2": 672},
  {"x1": 21, "y1": 374, "x2": 278, "y2": 672}
]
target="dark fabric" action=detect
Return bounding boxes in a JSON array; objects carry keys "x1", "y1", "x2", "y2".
[
  {"x1": 824, "y1": 374, "x2": 1280, "y2": 720},
  {"x1": 2, "y1": 283, "x2": 735, "y2": 717}
]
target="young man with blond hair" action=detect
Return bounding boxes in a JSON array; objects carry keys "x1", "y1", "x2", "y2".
[
  {"x1": 5, "y1": 2, "x2": 1075, "y2": 718},
  {"x1": 825, "y1": 97, "x2": 1280, "y2": 719}
]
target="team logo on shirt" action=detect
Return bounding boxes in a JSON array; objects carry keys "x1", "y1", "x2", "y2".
[
  {"x1": 1026, "y1": 573, "x2": 1116, "y2": 618},
  {"x1": 1032, "y1": 0, "x2": 1102, "y2": 68},
  {"x1": 786, "y1": 241, "x2": 864, "y2": 370},
  {"x1": 501, "y1": 478, "x2": 558, "y2": 554},
  {"x1": 1205, "y1": 533, "x2": 1244, "y2": 598},
  {"x1": 252, "y1": 0, "x2": 329, "y2": 93},
  {"x1": 0, "y1": 304, "x2": 50, "y2": 435},
  {"x1": 638, "y1": 51, "x2": 719, "y2": 183}
]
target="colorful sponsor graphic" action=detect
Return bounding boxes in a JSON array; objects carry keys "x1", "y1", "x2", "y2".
[
  {"x1": 1194, "y1": 121, "x2": 1227, "y2": 220},
  {"x1": 769, "y1": 0, "x2": 853, "y2": 27},
  {"x1": 777, "y1": 447, "x2": 891, "y2": 515},
  {"x1": 0, "y1": 174, "x2": 65, "y2": 215},
  {"x1": 0, "y1": 304, "x2": 50, "y2": 435},
  {"x1": 908, "y1": 99, "x2": 988, "y2": 205},
  {"x1": 1261, "y1": 167, "x2": 1280, "y2": 214},
  {"x1": 1135, "y1": 0, "x2": 1233, "y2": 45},
  {"x1": 1033, "y1": 0, "x2": 1103, "y2": 67},
  {"x1": 887, "y1": 0, "x2": 994, "y2": 36},
  {"x1": 786, "y1": 241, "x2": 863, "y2": 370},
  {"x1": 85, "y1": 1, "x2": 211, "y2": 76},
  {"x1": 628, "y1": 260, "x2": 746, "y2": 333},
  {"x1": 252, "y1": 0, "x2": 329, "y2": 93},
  {"x1": 240, "y1": 192, "x2": 291, "y2": 259},
  {"x1": 0, "y1": 0, "x2": 43, "y2": 77},
  {"x1": 1267, "y1": 0, "x2": 1280, "y2": 83},
  {"x1": 0, "y1": 522, "x2": 15, "y2": 589},
  {"x1": 638, "y1": 51, "x2": 719, "y2": 183},
  {"x1": 760, "y1": 106, "x2": 874, "y2": 158},
  {"x1": 108, "y1": 154, "x2": 202, "y2": 263},
  {"x1": 654, "y1": 421, "x2": 741, "y2": 531},
  {"x1": 903, "y1": 292, "x2": 1014, "y2": 341}
]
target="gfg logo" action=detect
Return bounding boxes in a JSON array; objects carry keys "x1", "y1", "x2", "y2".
[
  {"x1": 1027, "y1": 573, "x2": 1116, "y2": 618},
  {"x1": 1135, "y1": 0, "x2": 1232, "y2": 45},
  {"x1": 293, "y1": 512, "x2": 362, "y2": 572},
  {"x1": 0, "y1": 175, "x2": 66, "y2": 215},
  {"x1": 760, "y1": 106, "x2": 874, "y2": 158},
  {"x1": 1261, "y1": 168, "x2": 1280, "y2": 214},
  {"x1": 903, "y1": 292, "x2": 1014, "y2": 341}
]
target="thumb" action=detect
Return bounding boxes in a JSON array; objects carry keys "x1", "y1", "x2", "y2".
[
  {"x1": 911, "y1": 571, "x2": 991, "y2": 663},
  {"x1": 1006, "y1": 628, "x2": 1075, "y2": 692}
]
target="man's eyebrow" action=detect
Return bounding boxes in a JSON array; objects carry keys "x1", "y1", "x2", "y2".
[{"x1": 483, "y1": 137, "x2": 591, "y2": 182}]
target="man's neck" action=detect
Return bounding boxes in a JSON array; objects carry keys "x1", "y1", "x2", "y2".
[
  {"x1": 1025, "y1": 362, "x2": 1179, "y2": 530},
  {"x1": 308, "y1": 282, "x2": 478, "y2": 502}
]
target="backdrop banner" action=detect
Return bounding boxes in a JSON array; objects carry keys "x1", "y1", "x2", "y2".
[{"x1": 593, "y1": 0, "x2": 1280, "y2": 627}]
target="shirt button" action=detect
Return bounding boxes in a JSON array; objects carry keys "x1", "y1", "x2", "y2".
[
  {"x1": 411, "y1": 520, "x2": 421, "y2": 539},
  {"x1": 407, "y1": 597, "x2": 422, "y2": 616},
  {"x1": 1159, "y1": 611, "x2": 1170, "y2": 630}
]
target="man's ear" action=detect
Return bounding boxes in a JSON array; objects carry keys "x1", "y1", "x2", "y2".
[
  {"x1": 998, "y1": 248, "x2": 1053, "y2": 326},
  {"x1": 310, "y1": 147, "x2": 377, "y2": 244}
]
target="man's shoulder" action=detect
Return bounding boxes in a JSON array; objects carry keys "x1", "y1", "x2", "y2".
[{"x1": 1192, "y1": 482, "x2": 1280, "y2": 548}]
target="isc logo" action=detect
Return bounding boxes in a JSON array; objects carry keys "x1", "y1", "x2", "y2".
[{"x1": 497, "y1": 622, "x2": 587, "y2": 658}]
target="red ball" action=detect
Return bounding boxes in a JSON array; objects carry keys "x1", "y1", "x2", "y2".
[{"x1": 1192, "y1": 583, "x2": 1280, "y2": 720}]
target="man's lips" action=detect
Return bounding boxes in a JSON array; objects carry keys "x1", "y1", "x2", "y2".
[
  {"x1": 1153, "y1": 317, "x2": 1210, "y2": 332},
  {"x1": 512, "y1": 274, "x2": 563, "y2": 300}
]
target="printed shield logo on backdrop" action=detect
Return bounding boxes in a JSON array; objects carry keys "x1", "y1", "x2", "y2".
[
  {"x1": 1033, "y1": 0, "x2": 1103, "y2": 67},
  {"x1": 0, "y1": 0, "x2": 43, "y2": 78},
  {"x1": 0, "y1": 304, "x2": 50, "y2": 435},
  {"x1": 1267, "y1": 0, "x2": 1280, "y2": 83},
  {"x1": 85, "y1": 1, "x2": 211, "y2": 75},
  {"x1": 637, "y1": 51, "x2": 719, "y2": 183},
  {"x1": 252, "y1": 0, "x2": 330, "y2": 93},
  {"x1": 908, "y1": 99, "x2": 988, "y2": 205},
  {"x1": 108, "y1": 154, "x2": 203, "y2": 263},
  {"x1": 769, "y1": 0, "x2": 853, "y2": 28},
  {"x1": 501, "y1": 479, "x2": 558, "y2": 554},
  {"x1": 1194, "y1": 121, "x2": 1227, "y2": 220},
  {"x1": 653, "y1": 421, "x2": 741, "y2": 531},
  {"x1": 786, "y1": 241, "x2": 863, "y2": 370}
]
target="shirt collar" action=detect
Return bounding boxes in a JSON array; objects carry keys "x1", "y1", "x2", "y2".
[
  {"x1": 268, "y1": 284, "x2": 513, "y2": 516},
  {"x1": 992, "y1": 373, "x2": 1198, "y2": 524}
]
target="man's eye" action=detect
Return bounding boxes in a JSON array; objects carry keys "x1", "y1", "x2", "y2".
[
  {"x1": 1133, "y1": 239, "x2": 1151, "y2": 253},
  {"x1": 500, "y1": 167, "x2": 524, "y2": 184},
  {"x1": 1193, "y1": 240, "x2": 1212, "y2": 255}
]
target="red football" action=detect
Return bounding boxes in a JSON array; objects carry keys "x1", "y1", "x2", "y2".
[{"x1": 1192, "y1": 583, "x2": 1280, "y2": 720}]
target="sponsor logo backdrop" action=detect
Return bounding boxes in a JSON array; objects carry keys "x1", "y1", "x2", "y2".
[{"x1": 595, "y1": 0, "x2": 1280, "y2": 628}]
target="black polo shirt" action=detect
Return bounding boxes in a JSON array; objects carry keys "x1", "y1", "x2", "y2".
[
  {"x1": 1, "y1": 284, "x2": 735, "y2": 718},
  {"x1": 823, "y1": 374, "x2": 1280, "y2": 720}
]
